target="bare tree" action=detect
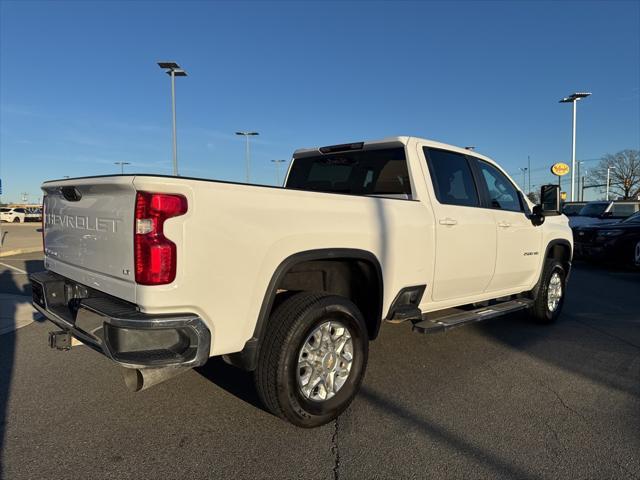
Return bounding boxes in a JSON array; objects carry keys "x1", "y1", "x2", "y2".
[
  {"x1": 591, "y1": 150, "x2": 640, "y2": 200},
  {"x1": 526, "y1": 191, "x2": 540, "y2": 204}
]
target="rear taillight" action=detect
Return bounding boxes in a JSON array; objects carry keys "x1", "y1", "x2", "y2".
[{"x1": 134, "y1": 192, "x2": 187, "y2": 285}]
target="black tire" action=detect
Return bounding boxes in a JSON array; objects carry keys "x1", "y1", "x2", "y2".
[
  {"x1": 633, "y1": 240, "x2": 640, "y2": 269},
  {"x1": 529, "y1": 259, "x2": 566, "y2": 324},
  {"x1": 255, "y1": 292, "x2": 369, "y2": 428},
  {"x1": 13, "y1": 217, "x2": 20, "y2": 223}
]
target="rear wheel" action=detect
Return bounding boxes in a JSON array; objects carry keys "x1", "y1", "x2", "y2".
[
  {"x1": 529, "y1": 259, "x2": 566, "y2": 324},
  {"x1": 12, "y1": 217, "x2": 21, "y2": 223},
  {"x1": 255, "y1": 292, "x2": 368, "y2": 428}
]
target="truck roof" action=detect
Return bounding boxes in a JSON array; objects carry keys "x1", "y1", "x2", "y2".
[{"x1": 293, "y1": 136, "x2": 497, "y2": 165}]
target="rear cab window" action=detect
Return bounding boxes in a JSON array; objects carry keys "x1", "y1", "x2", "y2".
[
  {"x1": 285, "y1": 147, "x2": 412, "y2": 198},
  {"x1": 610, "y1": 203, "x2": 639, "y2": 218}
]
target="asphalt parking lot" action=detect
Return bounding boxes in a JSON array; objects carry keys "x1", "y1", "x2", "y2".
[
  {"x1": 0, "y1": 253, "x2": 639, "y2": 479},
  {"x1": 0, "y1": 223, "x2": 42, "y2": 257}
]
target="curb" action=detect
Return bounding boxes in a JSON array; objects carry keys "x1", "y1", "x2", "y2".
[{"x1": 0, "y1": 247, "x2": 43, "y2": 258}]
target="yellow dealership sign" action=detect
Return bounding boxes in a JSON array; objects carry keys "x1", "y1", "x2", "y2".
[{"x1": 551, "y1": 163, "x2": 570, "y2": 176}]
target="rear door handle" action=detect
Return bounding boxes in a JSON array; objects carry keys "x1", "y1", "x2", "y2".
[
  {"x1": 498, "y1": 221, "x2": 511, "y2": 228},
  {"x1": 439, "y1": 218, "x2": 458, "y2": 226}
]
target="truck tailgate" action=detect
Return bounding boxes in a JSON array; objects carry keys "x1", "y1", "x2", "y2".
[{"x1": 42, "y1": 177, "x2": 137, "y2": 303}]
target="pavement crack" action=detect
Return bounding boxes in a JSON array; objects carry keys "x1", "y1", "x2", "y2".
[
  {"x1": 542, "y1": 383, "x2": 590, "y2": 425},
  {"x1": 331, "y1": 417, "x2": 341, "y2": 480},
  {"x1": 538, "y1": 380, "x2": 638, "y2": 479}
]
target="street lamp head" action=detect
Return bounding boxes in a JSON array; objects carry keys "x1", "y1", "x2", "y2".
[
  {"x1": 158, "y1": 62, "x2": 187, "y2": 76},
  {"x1": 235, "y1": 131, "x2": 259, "y2": 136},
  {"x1": 158, "y1": 61, "x2": 180, "y2": 69},
  {"x1": 271, "y1": 159, "x2": 286, "y2": 163},
  {"x1": 559, "y1": 92, "x2": 592, "y2": 103}
]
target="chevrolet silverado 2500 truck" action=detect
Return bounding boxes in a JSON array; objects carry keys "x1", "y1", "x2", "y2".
[{"x1": 31, "y1": 136, "x2": 572, "y2": 427}]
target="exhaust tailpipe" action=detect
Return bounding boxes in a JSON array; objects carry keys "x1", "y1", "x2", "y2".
[{"x1": 122, "y1": 366, "x2": 188, "y2": 392}]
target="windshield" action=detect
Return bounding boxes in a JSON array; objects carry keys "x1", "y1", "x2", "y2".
[
  {"x1": 621, "y1": 211, "x2": 640, "y2": 224},
  {"x1": 286, "y1": 147, "x2": 411, "y2": 197},
  {"x1": 578, "y1": 202, "x2": 609, "y2": 217},
  {"x1": 562, "y1": 204, "x2": 584, "y2": 216}
]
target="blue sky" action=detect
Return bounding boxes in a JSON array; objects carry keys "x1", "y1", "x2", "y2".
[{"x1": 1, "y1": 0, "x2": 638, "y2": 203}]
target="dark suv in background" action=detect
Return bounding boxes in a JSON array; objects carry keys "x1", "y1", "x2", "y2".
[{"x1": 574, "y1": 210, "x2": 640, "y2": 268}]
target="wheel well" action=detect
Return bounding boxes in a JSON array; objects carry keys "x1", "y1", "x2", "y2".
[
  {"x1": 547, "y1": 242, "x2": 571, "y2": 272},
  {"x1": 272, "y1": 258, "x2": 383, "y2": 340}
]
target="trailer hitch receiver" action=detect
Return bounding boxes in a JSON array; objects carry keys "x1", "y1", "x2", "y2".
[{"x1": 48, "y1": 330, "x2": 72, "y2": 350}]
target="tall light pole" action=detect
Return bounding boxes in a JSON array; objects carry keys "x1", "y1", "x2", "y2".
[
  {"x1": 271, "y1": 159, "x2": 287, "y2": 186},
  {"x1": 606, "y1": 166, "x2": 616, "y2": 201},
  {"x1": 576, "y1": 161, "x2": 584, "y2": 200},
  {"x1": 559, "y1": 92, "x2": 591, "y2": 201},
  {"x1": 527, "y1": 155, "x2": 531, "y2": 193},
  {"x1": 158, "y1": 61, "x2": 188, "y2": 176},
  {"x1": 235, "y1": 131, "x2": 259, "y2": 183},
  {"x1": 519, "y1": 167, "x2": 528, "y2": 190},
  {"x1": 114, "y1": 161, "x2": 131, "y2": 174}
]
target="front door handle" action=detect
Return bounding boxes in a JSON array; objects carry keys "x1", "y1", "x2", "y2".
[
  {"x1": 439, "y1": 218, "x2": 458, "y2": 226},
  {"x1": 498, "y1": 221, "x2": 511, "y2": 228}
]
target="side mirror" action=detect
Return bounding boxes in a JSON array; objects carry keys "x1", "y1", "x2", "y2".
[
  {"x1": 540, "y1": 184, "x2": 561, "y2": 215},
  {"x1": 530, "y1": 204, "x2": 545, "y2": 226},
  {"x1": 530, "y1": 184, "x2": 561, "y2": 226}
]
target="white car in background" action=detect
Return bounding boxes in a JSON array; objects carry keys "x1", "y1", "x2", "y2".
[{"x1": 0, "y1": 207, "x2": 27, "y2": 223}]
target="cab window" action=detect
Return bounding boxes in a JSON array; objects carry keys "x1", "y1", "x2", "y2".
[
  {"x1": 477, "y1": 161, "x2": 522, "y2": 212},
  {"x1": 610, "y1": 203, "x2": 638, "y2": 218},
  {"x1": 286, "y1": 147, "x2": 411, "y2": 198},
  {"x1": 424, "y1": 148, "x2": 479, "y2": 207}
]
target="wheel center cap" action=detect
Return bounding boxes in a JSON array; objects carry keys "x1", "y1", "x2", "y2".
[{"x1": 323, "y1": 352, "x2": 337, "y2": 370}]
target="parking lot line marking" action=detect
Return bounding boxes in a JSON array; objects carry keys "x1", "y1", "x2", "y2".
[{"x1": 0, "y1": 262, "x2": 28, "y2": 274}]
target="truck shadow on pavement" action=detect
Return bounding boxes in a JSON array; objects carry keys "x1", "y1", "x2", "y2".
[
  {"x1": 476, "y1": 266, "x2": 640, "y2": 399},
  {"x1": 0, "y1": 260, "x2": 44, "y2": 476},
  {"x1": 195, "y1": 358, "x2": 267, "y2": 413}
]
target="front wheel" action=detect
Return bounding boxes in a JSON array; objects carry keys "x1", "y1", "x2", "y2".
[
  {"x1": 12, "y1": 217, "x2": 21, "y2": 223},
  {"x1": 255, "y1": 292, "x2": 369, "y2": 428},
  {"x1": 529, "y1": 259, "x2": 566, "y2": 324}
]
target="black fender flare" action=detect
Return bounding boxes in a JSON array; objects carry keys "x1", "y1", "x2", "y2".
[
  {"x1": 223, "y1": 248, "x2": 383, "y2": 371},
  {"x1": 531, "y1": 239, "x2": 572, "y2": 299}
]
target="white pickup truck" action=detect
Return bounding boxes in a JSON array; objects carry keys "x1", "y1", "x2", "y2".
[{"x1": 31, "y1": 136, "x2": 572, "y2": 427}]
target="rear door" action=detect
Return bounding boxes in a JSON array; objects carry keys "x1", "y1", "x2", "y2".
[
  {"x1": 472, "y1": 159, "x2": 542, "y2": 291},
  {"x1": 42, "y1": 177, "x2": 138, "y2": 302},
  {"x1": 422, "y1": 147, "x2": 497, "y2": 302}
]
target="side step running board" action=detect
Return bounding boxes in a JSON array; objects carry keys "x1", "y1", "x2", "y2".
[{"x1": 413, "y1": 298, "x2": 534, "y2": 334}]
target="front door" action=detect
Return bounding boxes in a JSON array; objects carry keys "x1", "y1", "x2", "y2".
[{"x1": 474, "y1": 160, "x2": 542, "y2": 291}]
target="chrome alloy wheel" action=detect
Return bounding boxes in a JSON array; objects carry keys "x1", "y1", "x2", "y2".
[
  {"x1": 547, "y1": 271, "x2": 563, "y2": 312},
  {"x1": 296, "y1": 320, "x2": 353, "y2": 401}
]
